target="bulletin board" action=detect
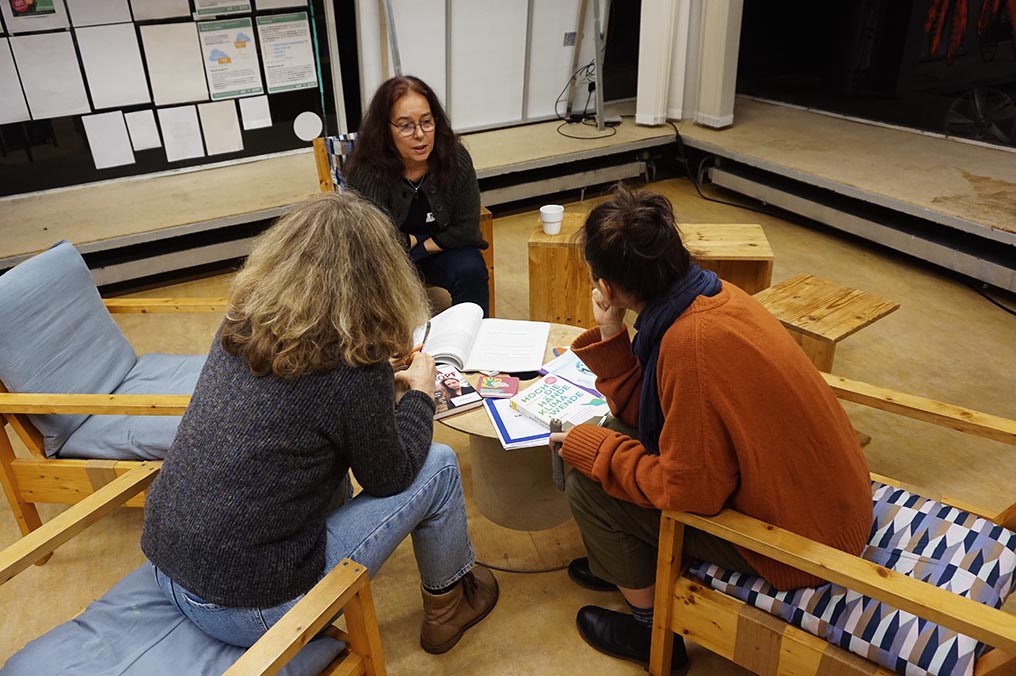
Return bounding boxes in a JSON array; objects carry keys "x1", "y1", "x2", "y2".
[{"x1": 0, "y1": 0, "x2": 338, "y2": 197}]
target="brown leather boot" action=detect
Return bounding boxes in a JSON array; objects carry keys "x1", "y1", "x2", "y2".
[{"x1": 420, "y1": 566, "x2": 499, "y2": 654}]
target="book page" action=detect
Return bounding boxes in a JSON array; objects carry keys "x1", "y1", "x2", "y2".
[
  {"x1": 463, "y1": 319, "x2": 550, "y2": 373},
  {"x1": 419, "y1": 302, "x2": 484, "y2": 370}
]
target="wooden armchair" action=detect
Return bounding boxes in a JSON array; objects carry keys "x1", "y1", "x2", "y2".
[
  {"x1": 650, "y1": 374, "x2": 1016, "y2": 676},
  {"x1": 0, "y1": 464, "x2": 385, "y2": 676},
  {"x1": 313, "y1": 137, "x2": 496, "y2": 316},
  {"x1": 0, "y1": 241, "x2": 226, "y2": 546}
]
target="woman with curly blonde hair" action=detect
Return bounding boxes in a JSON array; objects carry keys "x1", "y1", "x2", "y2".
[{"x1": 142, "y1": 192, "x2": 498, "y2": 655}]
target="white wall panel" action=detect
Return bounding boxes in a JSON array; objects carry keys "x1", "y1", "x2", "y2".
[
  {"x1": 391, "y1": 0, "x2": 447, "y2": 104},
  {"x1": 355, "y1": 0, "x2": 384, "y2": 111},
  {"x1": 449, "y1": 0, "x2": 528, "y2": 129},
  {"x1": 526, "y1": 0, "x2": 582, "y2": 120}
]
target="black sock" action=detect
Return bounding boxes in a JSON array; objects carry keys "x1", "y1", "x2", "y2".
[{"x1": 625, "y1": 600, "x2": 654, "y2": 629}]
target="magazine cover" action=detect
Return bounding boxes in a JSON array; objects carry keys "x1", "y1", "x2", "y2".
[{"x1": 433, "y1": 365, "x2": 483, "y2": 419}]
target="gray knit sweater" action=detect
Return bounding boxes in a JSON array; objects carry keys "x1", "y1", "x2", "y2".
[{"x1": 141, "y1": 335, "x2": 435, "y2": 607}]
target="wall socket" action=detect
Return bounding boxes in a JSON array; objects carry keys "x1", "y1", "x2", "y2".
[{"x1": 563, "y1": 31, "x2": 576, "y2": 46}]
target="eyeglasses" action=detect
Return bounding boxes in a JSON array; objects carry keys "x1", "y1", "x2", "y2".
[{"x1": 391, "y1": 117, "x2": 436, "y2": 137}]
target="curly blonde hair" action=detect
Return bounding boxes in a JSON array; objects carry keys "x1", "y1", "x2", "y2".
[{"x1": 221, "y1": 192, "x2": 430, "y2": 377}]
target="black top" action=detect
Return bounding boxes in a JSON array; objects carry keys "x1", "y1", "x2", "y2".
[
  {"x1": 141, "y1": 330, "x2": 436, "y2": 607},
  {"x1": 345, "y1": 144, "x2": 487, "y2": 252}
]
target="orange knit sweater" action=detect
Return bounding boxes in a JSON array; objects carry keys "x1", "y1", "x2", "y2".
[{"x1": 562, "y1": 284, "x2": 872, "y2": 590}]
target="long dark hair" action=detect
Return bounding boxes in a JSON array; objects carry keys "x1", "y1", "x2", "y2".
[
  {"x1": 345, "y1": 75, "x2": 460, "y2": 189},
  {"x1": 581, "y1": 186, "x2": 691, "y2": 303}
]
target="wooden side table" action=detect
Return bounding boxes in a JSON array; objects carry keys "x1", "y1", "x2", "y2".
[
  {"x1": 754, "y1": 273, "x2": 900, "y2": 372},
  {"x1": 527, "y1": 216, "x2": 775, "y2": 327},
  {"x1": 528, "y1": 213, "x2": 595, "y2": 328},
  {"x1": 680, "y1": 223, "x2": 774, "y2": 294}
]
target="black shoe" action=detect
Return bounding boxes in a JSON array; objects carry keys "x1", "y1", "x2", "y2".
[
  {"x1": 575, "y1": 605, "x2": 688, "y2": 672},
  {"x1": 567, "y1": 557, "x2": 618, "y2": 592}
]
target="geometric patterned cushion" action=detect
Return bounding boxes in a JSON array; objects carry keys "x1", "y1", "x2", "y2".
[{"x1": 690, "y1": 482, "x2": 1016, "y2": 676}]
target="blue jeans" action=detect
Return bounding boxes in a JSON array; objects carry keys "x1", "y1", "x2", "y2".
[
  {"x1": 417, "y1": 246, "x2": 490, "y2": 317},
  {"x1": 152, "y1": 443, "x2": 475, "y2": 647}
]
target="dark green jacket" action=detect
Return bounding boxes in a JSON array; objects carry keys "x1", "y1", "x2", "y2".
[{"x1": 345, "y1": 144, "x2": 488, "y2": 252}]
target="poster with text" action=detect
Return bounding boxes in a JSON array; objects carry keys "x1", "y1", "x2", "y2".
[
  {"x1": 194, "y1": 0, "x2": 251, "y2": 18},
  {"x1": 0, "y1": 0, "x2": 68, "y2": 33},
  {"x1": 256, "y1": 12, "x2": 317, "y2": 94},
  {"x1": 199, "y1": 17, "x2": 263, "y2": 100}
]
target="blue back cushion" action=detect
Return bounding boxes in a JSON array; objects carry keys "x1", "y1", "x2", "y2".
[
  {"x1": 0, "y1": 564, "x2": 344, "y2": 676},
  {"x1": 0, "y1": 242, "x2": 137, "y2": 455}
]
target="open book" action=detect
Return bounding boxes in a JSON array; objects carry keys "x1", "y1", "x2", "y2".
[{"x1": 415, "y1": 303, "x2": 550, "y2": 373}]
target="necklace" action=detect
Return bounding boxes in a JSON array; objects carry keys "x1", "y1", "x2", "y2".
[{"x1": 405, "y1": 175, "x2": 426, "y2": 195}]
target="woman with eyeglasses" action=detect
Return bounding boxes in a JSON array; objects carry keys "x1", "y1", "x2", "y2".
[{"x1": 344, "y1": 76, "x2": 490, "y2": 316}]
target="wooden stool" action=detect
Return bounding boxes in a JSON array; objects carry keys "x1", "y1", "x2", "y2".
[
  {"x1": 754, "y1": 273, "x2": 900, "y2": 372},
  {"x1": 527, "y1": 216, "x2": 775, "y2": 327},
  {"x1": 680, "y1": 223, "x2": 774, "y2": 294},
  {"x1": 528, "y1": 213, "x2": 595, "y2": 328}
]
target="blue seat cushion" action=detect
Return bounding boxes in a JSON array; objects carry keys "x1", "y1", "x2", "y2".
[
  {"x1": 60, "y1": 354, "x2": 206, "y2": 461},
  {"x1": 0, "y1": 242, "x2": 137, "y2": 455},
  {"x1": 690, "y1": 481, "x2": 1016, "y2": 676},
  {"x1": 0, "y1": 564, "x2": 344, "y2": 676}
]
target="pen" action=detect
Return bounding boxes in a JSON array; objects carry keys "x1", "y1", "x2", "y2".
[{"x1": 421, "y1": 320, "x2": 432, "y2": 350}]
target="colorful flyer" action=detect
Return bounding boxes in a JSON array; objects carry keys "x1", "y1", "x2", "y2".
[
  {"x1": 194, "y1": 0, "x2": 251, "y2": 17},
  {"x1": 198, "y1": 17, "x2": 264, "y2": 100},
  {"x1": 256, "y1": 11, "x2": 317, "y2": 93},
  {"x1": 0, "y1": 0, "x2": 68, "y2": 33}
]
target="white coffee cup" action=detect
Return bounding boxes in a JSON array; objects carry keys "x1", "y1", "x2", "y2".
[{"x1": 540, "y1": 204, "x2": 565, "y2": 235}]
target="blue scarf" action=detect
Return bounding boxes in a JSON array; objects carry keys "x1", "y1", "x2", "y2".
[{"x1": 631, "y1": 264, "x2": 721, "y2": 454}]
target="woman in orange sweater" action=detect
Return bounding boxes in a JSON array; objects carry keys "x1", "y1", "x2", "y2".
[{"x1": 550, "y1": 187, "x2": 872, "y2": 671}]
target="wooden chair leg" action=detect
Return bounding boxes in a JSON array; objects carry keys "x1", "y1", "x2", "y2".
[
  {"x1": 975, "y1": 648, "x2": 1016, "y2": 676},
  {"x1": 0, "y1": 423, "x2": 46, "y2": 556},
  {"x1": 342, "y1": 575, "x2": 386, "y2": 676},
  {"x1": 650, "y1": 514, "x2": 685, "y2": 676}
]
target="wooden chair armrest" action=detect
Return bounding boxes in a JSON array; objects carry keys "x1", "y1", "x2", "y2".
[
  {"x1": 668, "y1": 509, "x2": 1016, "y2": 653},
  {"x1": 0, "y1": 463, "x2": 159, "y2": 584},
  {"x1": 223, "y1": 559, "x2": 372, "y2": 676},
  {"x1": 103, "y1": 298, "x2": 228, "y2": 313},
  {"x1": 0, "y1": 393, "x2": 190, "y2": 416},
  {"x1": 823, "y1": 373, "x2": 1016, "y2": 446}
]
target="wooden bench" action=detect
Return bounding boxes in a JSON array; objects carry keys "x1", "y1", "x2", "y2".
[{"x1": 754, "y1": 273, "x2": 899, "y2": 372}]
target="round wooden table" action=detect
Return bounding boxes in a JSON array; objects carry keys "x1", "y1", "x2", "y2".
[{"x1": 439, "y1": 323, "x2": 585, "y2": 532}]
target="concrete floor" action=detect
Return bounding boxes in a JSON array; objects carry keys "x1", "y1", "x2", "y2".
[{"x1": 2, "y1": 177, "x2": 1015, "y2": 674}]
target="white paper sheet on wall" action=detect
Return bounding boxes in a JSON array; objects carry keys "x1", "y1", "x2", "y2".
[
  {"x1": 194, "y1": 0, "x2": 252, "y2": 18},
  {"x1": 76, "y1": 23, "x2": 150, "y2": 109},
  {"x1": 158, "y1": 105, "x2": 205, "y2": 161},
  {"x1": 254, "y1": 0, "x2": 306, "y2": 9},
  {"x1": 65, "y1": 0, "x2": 132, "y2": 26},
  {"x1": 141, "y1": 22, "x2": 209, "y2": 106},
  {"x1": 198, "y1": 17, "x2": 264, "y2": 100},
  {"x1": 238, "y1": 94, "x2": 271, "y2": 129},
  {"x1": 10, "y1": 32, "x2": 91, "y2": 119},
  {"x1": 82, "y1": 111, "x2": 136, "y2": 169},
  {"x1": 198, "y1": 100, "x2": 243, "y2": 155},
  {"x1": 0, "y1": 0, "x2": 69, "y2": 34},
  {"x1": 129, "y1": 0, "x2": 188, "y2": 21},
  {"x1": 124, "y1": 109, "x2": 161, "y2": 150},
  {"x1": 257, "y1": 12, "x2": 317, "y2": 93},
  {"x1": 0, "y1": 39, "x2": 30, "y2": 124}
]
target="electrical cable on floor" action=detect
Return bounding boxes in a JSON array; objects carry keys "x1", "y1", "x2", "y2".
[
  {"x1": 969, "y1": 283, "x2": 1016, "y2": 317},
  {"x1": 476, "y1": 560, "x2": 570, "y2": 574},
  {"x1": 666, "y1": 120, "x2": 779, "y2": 219}
]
